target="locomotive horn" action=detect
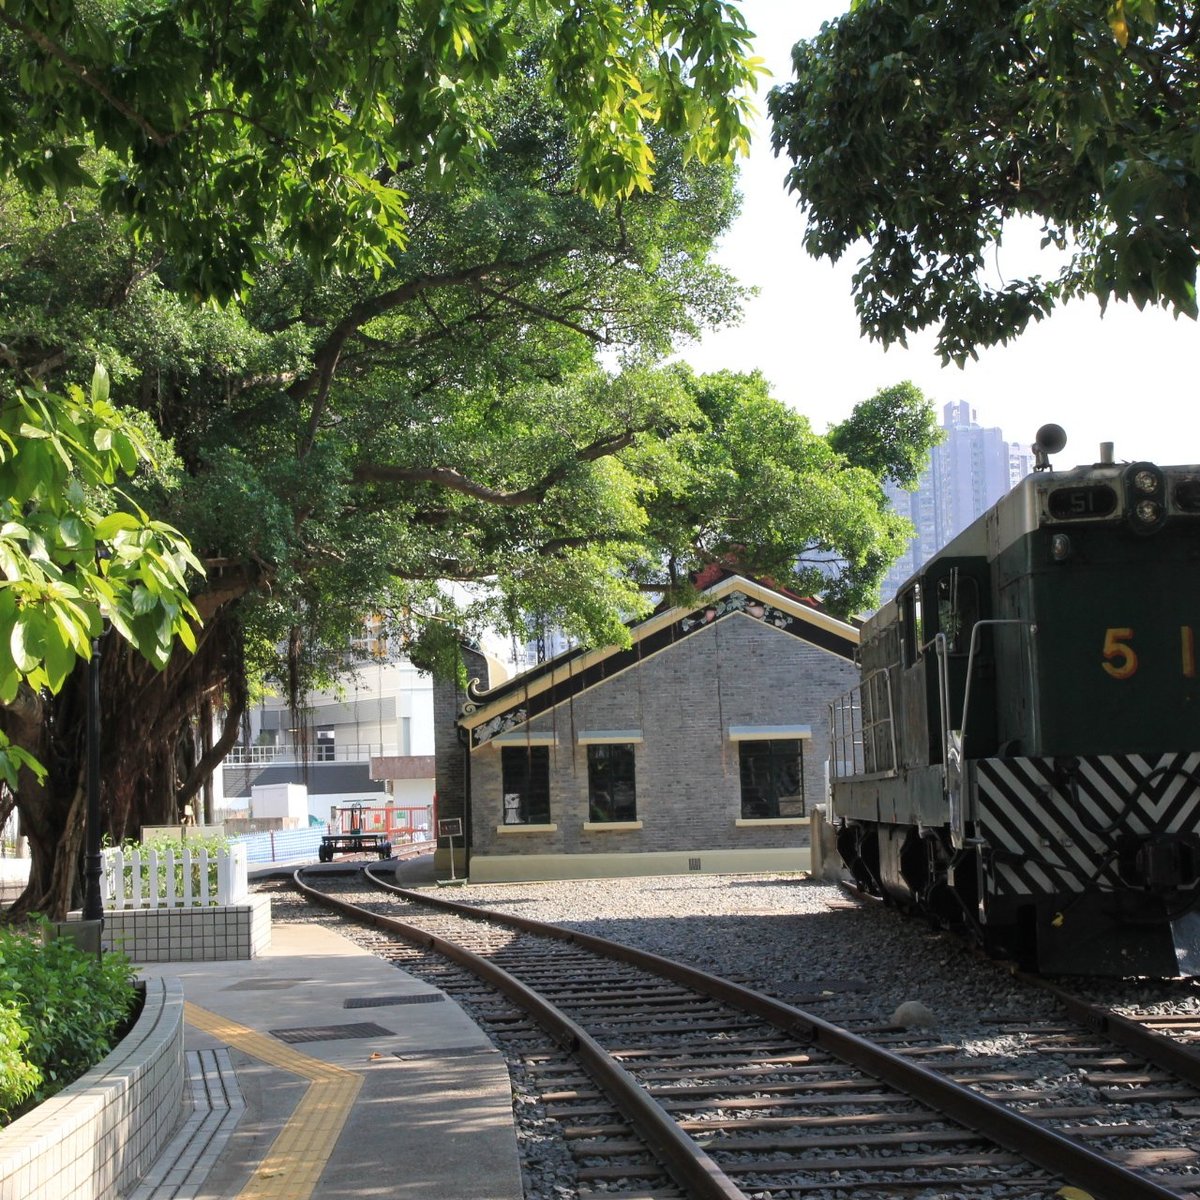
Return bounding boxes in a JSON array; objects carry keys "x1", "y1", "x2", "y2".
[{"x1": 1032, "y1": 423, "x2": 1067, "y2": 471}]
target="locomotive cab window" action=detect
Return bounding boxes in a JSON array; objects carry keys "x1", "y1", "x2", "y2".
[
  {"x1": 900, "y1": 584, "x2": 922, "y2": 667},
  {"x1": 934, "y1": 571, "x2": 979, "y2": 655}
]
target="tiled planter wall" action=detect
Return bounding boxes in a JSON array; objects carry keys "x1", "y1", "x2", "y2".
[
  {"x1": 102, "y1": 894, "x2": 272, "y2": 962},
  {"x1": 0, "y1": 977, "x2": 185, "y2": 1200}
]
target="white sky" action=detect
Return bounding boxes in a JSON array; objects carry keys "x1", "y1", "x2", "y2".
[{"x1": 680, "y1": 0, "x2": 1199, "y2": 467}]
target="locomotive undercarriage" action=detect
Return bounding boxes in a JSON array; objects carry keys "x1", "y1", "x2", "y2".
[
  {"x1": 836, "y1": 815, "x2": 1200, "y2": 974},
  {"x1": 834, "y1": 752, "x2": 1200, "y2": 975}
]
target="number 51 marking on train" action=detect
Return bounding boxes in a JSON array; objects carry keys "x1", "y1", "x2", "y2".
[{"x1": 1103, "y1": 627, "x2": 1197, "y2": 679}]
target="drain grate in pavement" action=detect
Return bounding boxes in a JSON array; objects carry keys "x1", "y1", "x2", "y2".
[
  {"x1": 344, "y1": 994, "x2": 445, "y2": 1009},
  {"x1": 270, "y1": 1021, "x2": 393, "y2": 1044}
]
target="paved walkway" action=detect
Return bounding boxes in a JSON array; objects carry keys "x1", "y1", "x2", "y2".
[{"x1": 135, "y1": 856, "x2": 523, "y2": 1200}]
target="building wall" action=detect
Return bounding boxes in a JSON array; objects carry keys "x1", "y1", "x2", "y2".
[
  {"x1": 467, "y1": 615, "x2": 857, "y2": 867},
  {"x1": 433, "y1": 645, "x2": 490, "y2": 866},
  {"x1": 219, "y1": 657, "x2": 436, "y2": 821},
  {"x1": 246, "y1": 660, "x2": 434, "y2": 758}
]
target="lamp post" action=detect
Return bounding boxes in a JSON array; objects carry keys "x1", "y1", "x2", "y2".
[{"x1": 82, "y1": 632, "x2": 103, "y2": 924}]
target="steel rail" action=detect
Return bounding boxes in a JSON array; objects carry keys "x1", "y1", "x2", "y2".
[
  {"x1": 366, "y1": 868, "x2": 1184, "y2": 1200},
  {"x1": 1015, "y1": 969, "x2": 1200, "y2": 1089},
  {"x1": 293, "y1": 868, "x2": 745, "y2": 1200}
]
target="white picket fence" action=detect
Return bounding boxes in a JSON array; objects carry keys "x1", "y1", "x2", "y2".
[{"x1": 100, "y1": 844, "x2": 249, "y2": 910}]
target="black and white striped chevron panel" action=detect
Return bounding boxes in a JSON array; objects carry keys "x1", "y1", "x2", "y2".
[{"x1": 974, "y1": 753, "x2": 1200, "y2": 896}]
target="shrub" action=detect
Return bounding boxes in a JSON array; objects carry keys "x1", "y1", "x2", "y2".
[
  {"x1": 0, "y1": 1000, "x2": 42, "y2": 1123},
  {"x1": 0, "y1": 922, "x2": 137, "y2": 1126}
]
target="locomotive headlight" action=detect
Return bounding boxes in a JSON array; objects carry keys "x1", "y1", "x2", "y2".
[
  {"x1": 1124, "y1": 463, "x2": 1166, "y2": 533},
  {"x1": 1050, "y1": 533, "x2": 1072, "y2": 561}
]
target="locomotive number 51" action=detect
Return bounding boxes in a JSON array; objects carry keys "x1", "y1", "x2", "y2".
[{"x1": 1102, "y1": 626, "x2": 1197, "y2": 679}]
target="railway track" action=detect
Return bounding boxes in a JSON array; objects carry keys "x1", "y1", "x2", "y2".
[{"x1": 285, "y1": 866, "x2": 1200, "y2": 1200}]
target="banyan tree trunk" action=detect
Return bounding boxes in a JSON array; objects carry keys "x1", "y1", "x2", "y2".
[{"x1": 2, "y1": 608, "x2": 247, "y2": 922}]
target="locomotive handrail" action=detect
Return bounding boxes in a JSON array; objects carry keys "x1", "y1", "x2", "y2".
[
  {"x1": 958, "y1": 619, "x2": 1037, "y2": 757},
  {"x1": 922, "y1": 631, "x2": 951, "y2": 779}
]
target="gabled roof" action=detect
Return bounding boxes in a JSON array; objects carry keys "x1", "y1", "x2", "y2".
[{"x1": 459, "y1": 574, "x2": 858, "y2": 749}]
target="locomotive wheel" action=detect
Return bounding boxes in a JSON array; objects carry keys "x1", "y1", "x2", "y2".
[{"x1": 837, "y1": 823, "x2": 882, "y2": 895}]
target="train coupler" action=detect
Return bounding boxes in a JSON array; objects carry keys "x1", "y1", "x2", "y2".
[{"x1": 1116, "y1": 832, "x2": 1200, "y2": 892}]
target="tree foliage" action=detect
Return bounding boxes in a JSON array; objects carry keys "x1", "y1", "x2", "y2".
[
  {"x1": 0, "y1": 11, "x2": 937, "y2": 920},
  {"x1": 769, "y1": 0, "x2": 1200, "y2": 363},
  {"x1": 636, "y1": 370, "x2": 932, "y2": 615},
  {"x1": 1, "y1": 0, "x2": 764, "y2": 300},
  {"x1": 827, "y1": 380, "x2": 943, "y2": 490},
  {"x1": 0, "y1": 365, "x2": 201, "y2": 787}
]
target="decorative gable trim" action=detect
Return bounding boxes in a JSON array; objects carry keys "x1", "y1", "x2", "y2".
[{"x1": 461, "y1": 577, "x2": 857, "y2": 749}]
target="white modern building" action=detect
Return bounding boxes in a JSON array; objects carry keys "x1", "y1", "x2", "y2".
[{"x1": 217, "y1": 654, "x2": 436, "y2": 825}]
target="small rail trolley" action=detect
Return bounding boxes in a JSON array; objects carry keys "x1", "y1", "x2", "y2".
[
  {"x1": 318, "y1": 801, "x2": 394, "y2": 862},
  {"x1": 830, "y1": 428, "x2": 1200, "y2": 975}
]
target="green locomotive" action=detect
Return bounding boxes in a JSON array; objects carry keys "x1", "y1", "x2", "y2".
[{"x1": 830, "y1": 429, "x2": 1200, "y2": 975}]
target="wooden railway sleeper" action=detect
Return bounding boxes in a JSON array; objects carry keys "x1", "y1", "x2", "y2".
[
  {"x1": 296, "y1": 869, "x2": 746, "y2": 1200},
  {"x1": 368, "y1": 867, "x2": 1191, "y2": 1200}
]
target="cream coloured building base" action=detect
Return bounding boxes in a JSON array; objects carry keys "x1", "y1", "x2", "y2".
[
  {"x1": 432, "y1": 846, "x2": 468, "y2": 877},
  {"x1": 466, "y1": 846, "x2": 811, "y2": 884}
]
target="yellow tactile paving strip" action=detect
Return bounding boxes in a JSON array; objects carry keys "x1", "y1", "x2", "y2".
[{"x1": 185, "y1": 1001, "x2": 363, "y2": 1200}]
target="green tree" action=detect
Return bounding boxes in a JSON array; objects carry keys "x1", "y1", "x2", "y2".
[
  {"x1": 635, "y1": 370, "x2": 933, "y2": 614},
  {"x1": 1, "y1": 0, "x2": 763, "y2": 300},
  {"x1": 827, "y1": 381, "x2": 943, "y2": 490},
  {"x1": 0, "y1": 3, "x2": 766, "y2": 917},
  {"x1": 768, "y1": 0, "x2": 1198, "y2": 364}
]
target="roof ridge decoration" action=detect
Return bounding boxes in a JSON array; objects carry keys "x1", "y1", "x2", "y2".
[
  {"x1": 465, "y1": 573, "x2": 843, "y2": 707},
  {"x1": 679, "y1": 590, "x2": 794, "y2": 633},
  {"x1": 462, "y1": 586, "x2": 857, "y2": 748}
]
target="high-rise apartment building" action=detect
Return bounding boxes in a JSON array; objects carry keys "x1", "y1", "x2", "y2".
[{"x1": 878, "y1": 401, "x2": 1032, "y2": 603}]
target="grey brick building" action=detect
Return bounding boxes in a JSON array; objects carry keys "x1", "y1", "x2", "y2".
[{"x1": 436, "y1": 573, "x2": 859, "y2": 882}]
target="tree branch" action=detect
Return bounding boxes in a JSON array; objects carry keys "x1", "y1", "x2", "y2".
[
  {"x1": 175, "y1": 679, "x2": 247, "y2": 810},
  {"x1": 192, "y1": 560, "x2": 268, "y2": 619},
  {"x1": 474, "y1": 283, "x2": 609, "y2": 343},
  {"x1": 352, "y1": 429, "x2": 638, "y2": 506},
  {"x1": 536, "y1": 531, "x2": 643, "y2": 557},
  {"x1": 290, "y1": 246, "x2": 572, "y2": 456},
  {"x1": 3, "y1": 15, "x2": 169, "y2": 146}
]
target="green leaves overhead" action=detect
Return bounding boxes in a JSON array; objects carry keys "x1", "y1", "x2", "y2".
[
  {"x1": 770, "y1": 0, "x2": 1200, "y2": 363},
  {"x1": 0, "y1": 365, "x2": 202, "y2": 711},
  {"x1": 635, "y1": 370, "x2": 933, "y2": 616},
  {"x1": 1, "y1": 0, "x2": 764, "y2": 301}
]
